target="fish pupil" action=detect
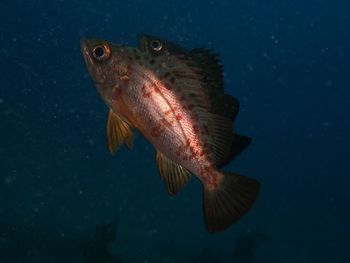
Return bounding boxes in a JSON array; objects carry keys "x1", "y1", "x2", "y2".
[
  {"x1": 92, "y1": 44, "x2": 111, "y2": 62},
  {"x1": 93, "y1": 46, "x2": 105, "y2": 58},
  {"x1": 150, "y1": 40, "x2": 162, "y2": 51}
]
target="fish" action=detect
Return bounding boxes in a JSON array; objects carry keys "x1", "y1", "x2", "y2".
[{"x1": 81, "y1": 35, "x2": 260, "y2": 233}]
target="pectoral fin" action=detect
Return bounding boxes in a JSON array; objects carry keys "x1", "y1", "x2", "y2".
[
  {"x1": 107, "y1": 109, "x2": 133, "y2": 155},
  {"x1": 156, "y1": 151, "x2": 192, "y2": 195}
]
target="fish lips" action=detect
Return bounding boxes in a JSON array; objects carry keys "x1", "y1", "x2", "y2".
[{"x1": 80, "y1": 38, "x2": 94, "y2": 65}]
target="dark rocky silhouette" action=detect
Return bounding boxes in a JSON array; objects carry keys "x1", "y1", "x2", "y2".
[
  {"x1": 0, "y1": 217, "x2": 121, "y2": 263},
  {"x1": 188, "y1": 246, "x2": 222, "y2": 263},
  {"x1": 83, "y1": 218, "x2": 120, "y2": 263}
]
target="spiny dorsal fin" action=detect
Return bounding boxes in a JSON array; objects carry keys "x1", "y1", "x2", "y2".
[
  {"x1": 196, "y1": 110, "x2": 234, "y2": 166},
  {"x1": 156, "y1": 151, "x2": 192, "y2": 195},
  {"x1": 190, "y1": 49, "x2": 240, "y2": 121},
  {"x1": 190, "y1": 48, "x2": 224, "y2": 94},
  {"x1": 107, "y1": 109, "x2": 133, "y2": 155}
]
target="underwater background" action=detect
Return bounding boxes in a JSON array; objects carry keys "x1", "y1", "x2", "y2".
[{"x1": 0, "y1": 0, "x2": 349, "y2": 262}]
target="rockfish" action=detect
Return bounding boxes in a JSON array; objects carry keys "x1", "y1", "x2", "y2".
[{"x1": 81, "y1": 35, "x2": 260, "y2": 233}]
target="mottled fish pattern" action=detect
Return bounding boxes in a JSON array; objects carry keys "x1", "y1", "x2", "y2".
[{"x1": 81, "y1": 35, "x2": 260, "y2": 233}]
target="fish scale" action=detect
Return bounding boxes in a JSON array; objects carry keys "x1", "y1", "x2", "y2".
[{"x1": 123, "y1": 66, "x2": 211, "y2": 179}]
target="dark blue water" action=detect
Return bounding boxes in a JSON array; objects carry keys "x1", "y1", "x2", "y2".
[{"x1": 1, "y1": 0, "x2": 349, "y2": 262}]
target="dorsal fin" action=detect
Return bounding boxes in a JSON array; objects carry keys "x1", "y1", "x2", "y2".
[
  {"x1": 190, "y1": 49, "x2": 240, "y2": 121},
  {"x1": 107, "y1": 109, "x2": 133, "y2": 155},
  {"x1": 218, "y1": 133, "x2": 252, "y2": 168},
  {"x1": 190, "y1": 48, "x2": 224, "y2": 94},
  {"x1": 189, "y1": 48, "x2": 248, "y2": 163},
  {"x1": 156, "y1": 151, "x2": 192, "y2": 195}
]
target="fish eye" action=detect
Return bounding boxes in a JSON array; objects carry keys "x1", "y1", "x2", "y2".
[
  {"x1": 150, "y1": 40, "x2": 163, "y2": 52},
  {"x1": 92, "y1": 44, "x2": 111, "y2": 62}
]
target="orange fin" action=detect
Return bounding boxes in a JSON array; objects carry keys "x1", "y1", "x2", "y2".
[
  {"x1": 107, "y1": 109, "x2": 133, "y2": 155},
  {"x1": 203, "y1": 172, "x2": 260, "y2": 233},
  {"x1": 156, "y1": 151, "x2": 192, "y2": 195}
]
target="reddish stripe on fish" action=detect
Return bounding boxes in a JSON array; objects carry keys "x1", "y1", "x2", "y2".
[
  {"x1": 199, "y1": 165, "x2": 218, "y2": 188},
  {"x1": 150, "y1": 105, "x2": 183, "y2": 138},
  {"x1": 174, "y1": 132, "x2": 209, "y2": 163},
  {"x1": 142, "y1": 82, "x2": 165, "y2": 98}
]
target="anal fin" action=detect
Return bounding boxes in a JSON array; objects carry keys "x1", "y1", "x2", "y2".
[
  {"x1": 156, "y1": 151, "x2": 192, "y2": 195},
  {"x1": 107, "y1": 109, "x2": 133, "y2": 155}
]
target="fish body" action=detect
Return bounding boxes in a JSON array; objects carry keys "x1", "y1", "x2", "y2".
[
  {"x1": 109, "y1": 57, "x2": 219, "y2": 187},
  {"x1": 81, "y1": 35, "x2": 260, "y2": 232}
]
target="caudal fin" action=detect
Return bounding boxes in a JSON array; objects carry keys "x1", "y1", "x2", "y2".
[{"x1": 203, "y1": 172, "x2": 260, "y2": 233}]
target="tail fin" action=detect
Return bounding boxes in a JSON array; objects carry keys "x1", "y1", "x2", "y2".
[{"x1": 203, "y1": 172, "x2": 260, "y2": 233}]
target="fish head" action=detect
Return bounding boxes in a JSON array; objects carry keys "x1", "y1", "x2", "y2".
[
  {"x1": 80, "y1": 38, "x2": 135, "y2": 107},
  {"x1": 81, "y1": 35, "x2": 198, "y2": 108}
]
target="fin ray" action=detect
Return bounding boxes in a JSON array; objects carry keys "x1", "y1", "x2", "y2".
[
  {"x1": 190, "y1": 48, "x2": 224, "y2": 94},
  {"x1": 190, "y1": 49, "x2": 240, "y2": 121},
  {"x1": 156, "y1": 151, "x2": 192, "y2": 195},
  {"x1": 218, "y1": 134, "x2": 252, "y2": 168},
  {"x1": 203, "y1": 172, "x2": 260, "y2": 233},
  {"x1": 196, "y1": 110, "x2": 234, "y2": 165},
  {"x1": 107, "y1": 109, "x2": 133, "y2": 155}
]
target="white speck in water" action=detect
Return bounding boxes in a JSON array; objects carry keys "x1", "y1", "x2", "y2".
[
  {"x1": 88, "y1": 138, "x2": 95, "y2": 146},
  {"x1": 4, "y1": 176, "x2": 16, "y2": 185},
  {"x1": 147, "y1": 228, "x2": 158, "y2": 237},
  {"x1": 247, "y1": 64, "x2": 254, "y2": 71},
  {"x1": 325, "y1": 81, "x2": 333, "y2": 87}
]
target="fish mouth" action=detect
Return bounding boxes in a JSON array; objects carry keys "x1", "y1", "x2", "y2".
[{"x1": 80, "y1": 38, "x2": 93, "y2": 64}]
